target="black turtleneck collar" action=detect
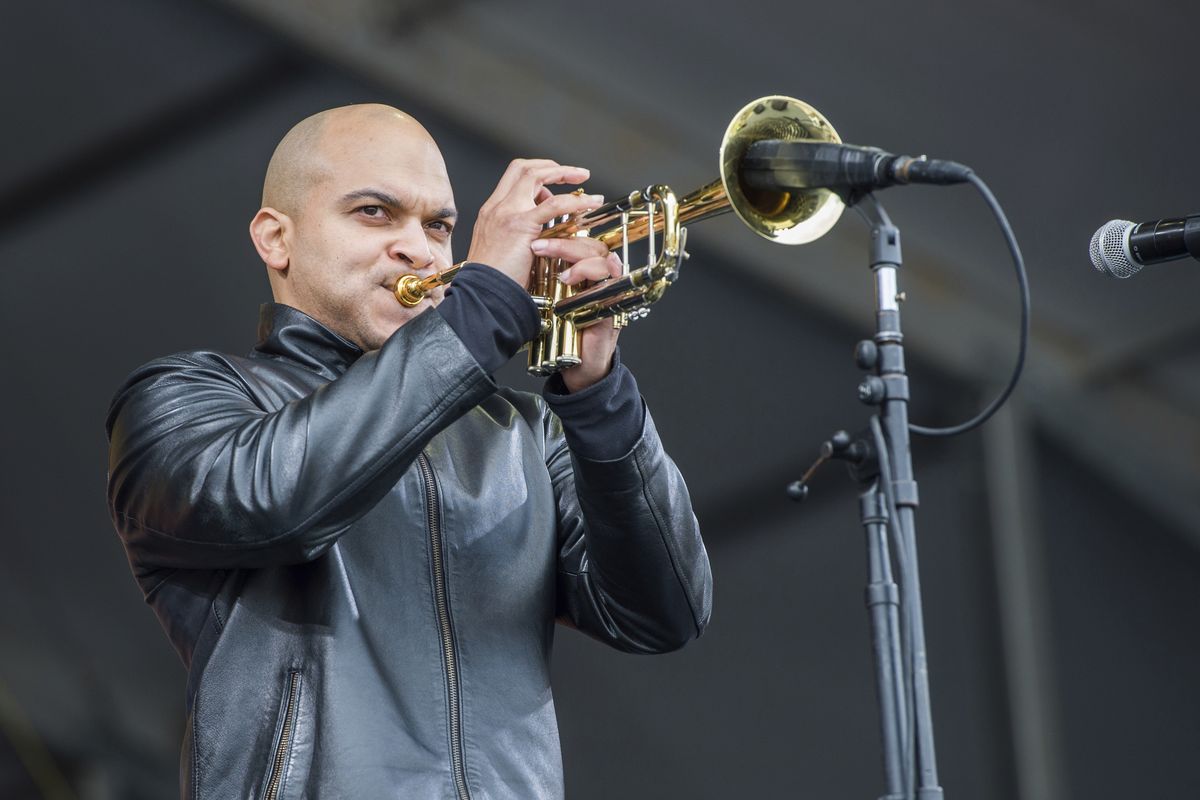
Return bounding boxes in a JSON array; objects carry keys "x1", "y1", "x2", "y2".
[{"x1": 252, "y1": 303, "x2": 363, "y2": 381}]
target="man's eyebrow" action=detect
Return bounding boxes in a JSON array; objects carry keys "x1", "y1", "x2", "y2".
[
  {"x1": 341, "y1": 190, "x2": 456, "y2": 220},
  {"x1": 340, "y1": 188, "x2": 403, "y2": 208}
]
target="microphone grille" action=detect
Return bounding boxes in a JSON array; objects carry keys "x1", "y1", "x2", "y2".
[{"x1": 1089, "y1": 220, "x2": 1140, "y2": 278}]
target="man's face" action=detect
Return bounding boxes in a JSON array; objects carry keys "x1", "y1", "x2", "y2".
[{"x1": 284, "y1": 116, "x2": 457, "y2": 351}]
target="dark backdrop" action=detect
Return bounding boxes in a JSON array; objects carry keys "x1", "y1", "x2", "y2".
[{"x1": 1, "y1": 2, "x2": 1197, "y2": 798}]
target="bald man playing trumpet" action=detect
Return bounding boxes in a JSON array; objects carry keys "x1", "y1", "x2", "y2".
[{"x1": 106, "y1": 104, "x2": 711, "y2": 800}]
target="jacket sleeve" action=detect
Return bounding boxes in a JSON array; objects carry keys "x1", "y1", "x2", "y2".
[
  {"x1": 546, "y1": 406, "x2": 713, "y2": 654},
  {"x1": 107, "y1": 310, "x2": 495, "y2": 570}
]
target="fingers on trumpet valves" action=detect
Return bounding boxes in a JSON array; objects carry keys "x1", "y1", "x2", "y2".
[
  {"x1": 529, "y1": 235, "x2": 620, "y2": 284},
  {"x1": 546, "y1": 252, "x2": 623, "y2": 287},
  {"x1": 528, "y1": 191, "x2": 604, "y2": 227},
  {"x1": 531, "y1": 234, "x2": 608, "y2": 258}
]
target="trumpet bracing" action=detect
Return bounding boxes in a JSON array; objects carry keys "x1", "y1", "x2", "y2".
[{"x1": 393, "y1": 95, "x2": 846, "y2": 376}]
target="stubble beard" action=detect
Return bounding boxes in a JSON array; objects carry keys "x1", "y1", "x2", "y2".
[{"x1": 296, "y1": 277, "x2": 439, "y2": 353}]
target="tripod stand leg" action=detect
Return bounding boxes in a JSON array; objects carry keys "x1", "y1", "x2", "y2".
[{"x1": 859, "y1": 480, "x2": 909, "y2": 799}]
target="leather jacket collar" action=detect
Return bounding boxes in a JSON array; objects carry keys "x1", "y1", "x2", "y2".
[{"x1": 253, "y1": 303, "x2": 363, "y2": 381}]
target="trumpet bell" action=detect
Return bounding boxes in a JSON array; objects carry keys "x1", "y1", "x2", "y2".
[{"x1": 720, "y1": 95, "x2": 845, "y2": 245}]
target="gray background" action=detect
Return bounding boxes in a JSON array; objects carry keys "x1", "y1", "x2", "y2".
[{"x1": 1, "y1": 0, "x2": 1198, "y2": 797}]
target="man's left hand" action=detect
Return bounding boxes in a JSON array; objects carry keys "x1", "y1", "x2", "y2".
[{"x1": 529, "y1": 236, "x2": 623, "y2": 393}]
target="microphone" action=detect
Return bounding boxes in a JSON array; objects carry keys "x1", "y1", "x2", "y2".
[
  {"x1": 739, "y1": 140, "x2": 974, "y2": 197},
  {"x1": 1089, "y1": 215, "x2": 1200, "y2": 278}
]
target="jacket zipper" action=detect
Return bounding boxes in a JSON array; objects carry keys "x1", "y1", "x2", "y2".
[
  {"x1": 417, "y1": 452, "x2": 471, "y2": 800},
  {"x1": 264, "y1": 670, "x2": 301, "y2": 800}
]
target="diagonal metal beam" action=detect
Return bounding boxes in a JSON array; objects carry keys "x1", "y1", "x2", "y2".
[{"x1": 0, "y1": 49, "x2": 309, "y2": 235}]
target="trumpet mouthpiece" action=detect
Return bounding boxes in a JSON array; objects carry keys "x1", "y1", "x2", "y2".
[{"x1": 394, "y1": 274, "x2": 428, "y2": 307}]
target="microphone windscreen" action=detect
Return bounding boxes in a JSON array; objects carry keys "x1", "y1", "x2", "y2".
[{"x1": 1090, "y1": 220, "x2": 1140, "y2": 278}]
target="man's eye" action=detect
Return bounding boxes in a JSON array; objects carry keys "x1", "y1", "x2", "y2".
[
  {"x1": 428, "y1": 220, "x2": 453, "y2": 233},
  {"x1": 358, "y1": 205, "x2": 385, "y2": 218}
]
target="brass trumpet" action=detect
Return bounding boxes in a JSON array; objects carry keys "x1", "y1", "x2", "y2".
[{"x1": 393, "y1": 95, "x2": 846, "y2": 376}]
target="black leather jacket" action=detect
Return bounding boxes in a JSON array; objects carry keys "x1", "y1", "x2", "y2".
[{"x1": 106, "y1": 303, "x2": 712, "y2": 799}]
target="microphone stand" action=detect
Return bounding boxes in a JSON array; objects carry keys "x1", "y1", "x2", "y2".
[{"x1": 789, "y1": 195, "x2": 945, "y2": 800}]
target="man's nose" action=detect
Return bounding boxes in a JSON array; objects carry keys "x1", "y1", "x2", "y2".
[{"x1": 389, "y1": 220, "x2": 434, "y2": 271}]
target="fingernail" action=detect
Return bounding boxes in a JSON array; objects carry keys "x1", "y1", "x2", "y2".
[
  {"x1": 557, "y1": 268, "x2": 572, "y2": 283},
  {"x1": 588, "y1": 194, "x2": 605, "y2": 204},
  {"x1": 531, "y1": 240, "x2": 549, "y2": 253}
]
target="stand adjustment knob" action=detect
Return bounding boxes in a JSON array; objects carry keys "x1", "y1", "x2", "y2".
[
  {"x1": 858, "y1": 375, "x2": 886, "y2": 405},
  {"x1": 785, "y1": 481, "x2": 810, "y2": 502},
  {"x1": 823, "y1": 430, "x2": 852, "y2": 456},
  {"x1": 855, "y1": 339, "x2": 878, "y2": 370}
]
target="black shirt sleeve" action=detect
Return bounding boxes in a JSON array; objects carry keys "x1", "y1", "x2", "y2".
[
  {"x1": 434, "y1": 262, "x2": 539, "y2": 374},
  {"x1": 542, "y1": 349, "x2": 645, "y2": 461},
  {"x1": 436, "y1": 261, "x2": 644, "y2": 461}
]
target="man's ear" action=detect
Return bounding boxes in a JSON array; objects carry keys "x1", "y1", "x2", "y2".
[{"x1": 249, "y1": 207, "x2": 291, "y2": 272}]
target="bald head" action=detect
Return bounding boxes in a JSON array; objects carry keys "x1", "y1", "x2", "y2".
[
  {"x1": 250, "y1": 103, "x2": 458, "y2": 350},
  {"x1": 261, "y1": 104, "x2": 440, "y2": 217}
]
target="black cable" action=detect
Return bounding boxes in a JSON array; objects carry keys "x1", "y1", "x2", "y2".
[{"x1": 910, "y1": 172, "x2": 1030, "y2": 436}]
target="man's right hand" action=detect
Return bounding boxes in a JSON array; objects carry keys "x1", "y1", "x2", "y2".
[{"x1": 465, "y1": 159, "x2": 604, "y2": 289}]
